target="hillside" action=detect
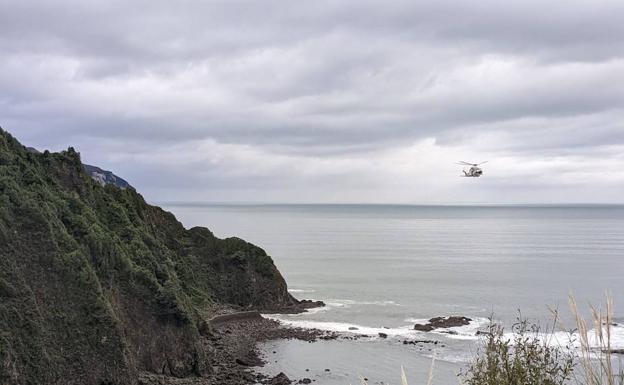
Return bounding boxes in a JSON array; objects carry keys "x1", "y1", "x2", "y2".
[
  {"x1": 0, "y1": 129, "x2": 305, "y2": 384},
  {"x1": 27, "y1": 146, "x2": 132, "y2": 189}
]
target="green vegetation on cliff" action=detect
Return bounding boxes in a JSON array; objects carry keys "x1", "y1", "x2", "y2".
[{"x1": 0, "y1": 129, "x2": 298, "y2": 384}]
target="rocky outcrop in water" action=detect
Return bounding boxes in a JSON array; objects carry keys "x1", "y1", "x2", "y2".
[
  {"x1": 413, "y1": 316, "x2": 472, "y2": 332},
  {"x1": 270, "y1": 373, "x2": 292, "y2": 385}
]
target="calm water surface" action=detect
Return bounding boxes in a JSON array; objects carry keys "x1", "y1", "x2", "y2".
[{"x1": 162, "y1": 204, "x2": 624, "y2": 385}]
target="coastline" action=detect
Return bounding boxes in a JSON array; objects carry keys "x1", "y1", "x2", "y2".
[
  {"x1": 137, "y1": 303, "x2": 334, "y2": 385},
  {"x1": 0, "y1": 131, "x2": 337, "y2": 385},
  {"x1": 210, "y1": 314, "x2": 336, "y2": 385}
]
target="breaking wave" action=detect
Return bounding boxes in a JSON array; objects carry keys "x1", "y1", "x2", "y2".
[
  {"x1": 268, "y1": 312, "x2": 624, "y2": 351},
  {"x1": 288, "y1": 288, "x2": 316, "y2": 293},
  {"x1": 323, "y1": 299, "x2": 403, "y2": 308},
  {"x1": 263, "y1": 317, "x2": 416, "y2": 338}
]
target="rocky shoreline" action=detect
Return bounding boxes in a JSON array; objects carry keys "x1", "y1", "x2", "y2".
[
  {"x1": 138, "y1": 303, "x2": 336, "y2": 385},
  {"x1": 146, "y1": 312, "x2": 482, "y2": 385},
  {"x1": 147, "y1": 316, "x2": 329, "y2": 385},
  {"x1": 163, "y1": 312, "x2": 479, "y2": 385},
  {"x1": 132, "y1": 307, "x2": 624, "y2": 385}
]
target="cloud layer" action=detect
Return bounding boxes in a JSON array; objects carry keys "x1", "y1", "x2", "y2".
[{"x1": 2, "y1": 0, "x2": 623, "y2": 203}]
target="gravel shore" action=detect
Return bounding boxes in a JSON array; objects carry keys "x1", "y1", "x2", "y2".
[{"x1": 138, "y1": 312, "x2": 336, "y2": 385}]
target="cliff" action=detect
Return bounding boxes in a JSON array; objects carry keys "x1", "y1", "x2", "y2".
[{"x1": 0, "y1": 129, "x2": 301, "y2": 384}]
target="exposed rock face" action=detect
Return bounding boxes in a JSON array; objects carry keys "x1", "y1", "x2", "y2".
[
  {"x1": 25, "y1": 146, "x2": 130, "y2": 189},
  {"x1": 83, "y1": 164, "x2": 132, "y2": 189},
  {"x1": 413, "y1": 316, "x2": 472, "y2": 332},
  {"x1": 0, "y1": 129, "x2": 304, "y2": 385}
]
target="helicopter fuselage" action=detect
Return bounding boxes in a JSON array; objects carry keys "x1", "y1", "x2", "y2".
[
  {"x1": 457, "y1": 161, "x2": 487, "y2": 177},
  {"x1": 462, "y1": 166, "x2": 483, "y2": 177}
]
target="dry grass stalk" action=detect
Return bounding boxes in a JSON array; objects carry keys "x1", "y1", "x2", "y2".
[
  {"x1": 401, "y1": 365, "x2": 409, "y2": 385},
  {"x1": 426, "y1": 355, "x2": 436, "y2": 385},
  {"x1": 569, "y1": 294, "x2": 623, "y2": 385}
]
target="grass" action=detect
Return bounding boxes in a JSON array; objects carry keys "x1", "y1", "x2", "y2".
[{"x1": 569, "y1": 295, "x2": 623, "y2": 385}]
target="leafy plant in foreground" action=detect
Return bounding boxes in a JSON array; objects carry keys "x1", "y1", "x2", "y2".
[{"x1": 460, "y1": 316, "x2": 575, "y2": 385}]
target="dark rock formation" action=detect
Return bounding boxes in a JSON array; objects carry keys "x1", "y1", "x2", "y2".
[
  {"x1": 403, "y1": 339, "x2": 439, "y2": 345},
  {"x1": 414, "y1": 316, "x2": 472, "y2": 331},
  {"x1": 264, "y1": 299, "x2": 325, "y2": 314},
  {"x1": 270, "y1": 372, "x2": 292, "y2": 385},
  {"x1": 0, "y1": 129, "x2": 310, "y2": 385}
]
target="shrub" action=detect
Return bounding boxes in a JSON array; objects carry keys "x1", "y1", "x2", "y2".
[{"x1": 460, "y1": 317, "x2": 575, "y2": 385}]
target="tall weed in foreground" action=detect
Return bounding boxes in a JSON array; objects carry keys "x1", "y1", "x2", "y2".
[
  {"x1": 569, "y1": 295, "x2": 623, "y2": 385},
  {"x1": 460, "y1": 316, "x2": 575, "y2": 385}
]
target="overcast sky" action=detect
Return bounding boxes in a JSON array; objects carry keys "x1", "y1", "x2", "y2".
[{"x1": 2, "y1": 0, "x2": 624, "y2": 204}]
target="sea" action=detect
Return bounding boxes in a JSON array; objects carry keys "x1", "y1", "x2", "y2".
[{"x1": 162, "y1": 204, "x2": 624, "y2": 385}]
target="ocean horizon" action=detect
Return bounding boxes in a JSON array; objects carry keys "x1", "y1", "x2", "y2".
[
  {"x1": 157, "y1": 202, "x2": 624, "y2": 207},
  {"x1": 163, "y1": 202, "x2": 624, "y2": 385}
]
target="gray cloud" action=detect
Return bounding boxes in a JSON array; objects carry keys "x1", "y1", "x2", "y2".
[{"x1": 1, "y1": 0, "x2": 623, "y2": 203}]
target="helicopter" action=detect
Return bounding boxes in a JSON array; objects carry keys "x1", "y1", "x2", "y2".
[{"x1": 456, "y1": 161, "x2": 488, "y2": 177}]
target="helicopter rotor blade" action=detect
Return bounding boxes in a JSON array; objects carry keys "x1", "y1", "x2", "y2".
[
  {"x1": 456, "y1": 161, "x2": 473, "y2": 165},
  {"x1": 477, "y1": 161, "x2": 488, "y2": 165}
]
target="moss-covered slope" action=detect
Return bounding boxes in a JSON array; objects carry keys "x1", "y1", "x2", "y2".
[{"x1": 0, "y1": 129, "x2": 298, "y2": 384}]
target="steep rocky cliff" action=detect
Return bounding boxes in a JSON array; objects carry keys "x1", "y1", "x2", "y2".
[{"x1": 0, "y1": 129, "x2": 300, "y2": 385}]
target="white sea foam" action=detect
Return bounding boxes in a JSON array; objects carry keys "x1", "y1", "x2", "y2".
[
  {"x1": 265, "y1": 315, "x2": 489, "y2": 365},
  {"x1": 267, "y1": 314, "x2": 491, "y2": 341},
  {"x1": 404, "y1": 317, "x2": 431, "y2": 324},
  {"x1": 503, "y1": 323, "x2": 624, "y2": 351},
  {"x1": 288, "y1": 289, "x2": 316, "y2": 293},
  {"x1": 264, "y1": 316, "x2": 417, "y2": 338},
  {"x1": 428, "y1": 318, "x2": 624, "y2": 349},
  {"x1": 606, "y1": 323, "x2": 624, "y2": 349},
  {"x1": 297, "y1": 305, "x2": 330, "y2": 315},
  {"x1": 324, "y1": 299, "x2": 403, "y2": 308},
  {"x1": 267, "y1": 309, "x2": 624, "y2": 356}
]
